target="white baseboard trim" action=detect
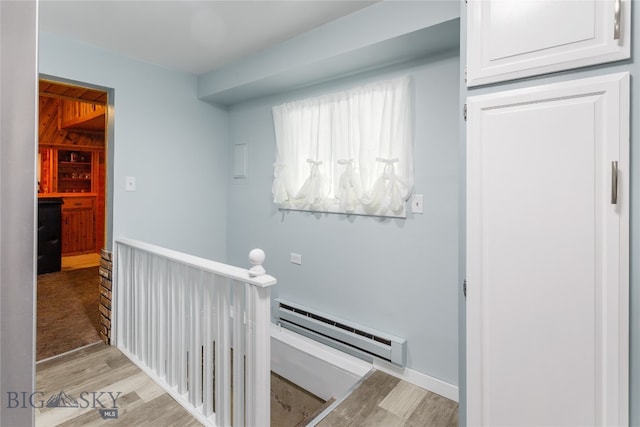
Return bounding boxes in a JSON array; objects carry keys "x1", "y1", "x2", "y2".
[{"x1": 372, "y1": 359, "x2": 459, "y2": 402}]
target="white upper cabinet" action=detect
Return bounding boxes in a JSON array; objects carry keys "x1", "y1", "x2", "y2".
[{"x1": 467, "y1": 0, "x2": 631, "y2": 86}]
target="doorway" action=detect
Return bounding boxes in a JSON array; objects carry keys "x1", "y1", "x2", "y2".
[
  {"x1": 38, "y1": 80, "x2": 107, "y2": 257},
  {"x1": 36, "y1": 78, "x2": 110, "y2": 361}
]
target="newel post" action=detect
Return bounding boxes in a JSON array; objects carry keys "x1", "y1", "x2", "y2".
[
  {"x1": 248, "y1": 248, "x2": 266, "y2": 277},
  {"x1": 246, "y1": 248, "x2": 272, "y2": 427}
]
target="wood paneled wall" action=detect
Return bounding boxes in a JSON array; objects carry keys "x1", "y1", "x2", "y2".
[
  {"x1": 39, "y1": 97, "x2": 104, "y2": 147},
  {"x1": 95, "y1": 150, "x2": 106, "y2": 252}
]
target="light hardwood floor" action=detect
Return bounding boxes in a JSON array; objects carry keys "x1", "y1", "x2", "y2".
[
  {"x1": 37, "y1": 343, "x2": 457, "y2": 427},
  {"x1": 315, "y1": 370, "x2": 458, "y2": 427},
  {"x1": 36, "y1": 343, "x2": 326, "y2": 427},
  {"x1": 36, "y1": 343, "x2": 201, "y2": 427}
]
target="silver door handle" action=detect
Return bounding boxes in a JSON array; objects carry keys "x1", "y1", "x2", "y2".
[
  {"x1": 611, "y1": 161, "x2": 618, "y2": 205},
  {"x1": 614, "y1": 0, "x2": 621, "y2": 40}
]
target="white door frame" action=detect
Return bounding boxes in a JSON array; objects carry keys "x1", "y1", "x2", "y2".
[{"x1": 0, "y1": 1, "x2": 38, "y2": 426}]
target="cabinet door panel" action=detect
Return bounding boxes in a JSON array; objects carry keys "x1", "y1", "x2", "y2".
[
  {"x1": 61, "y1": 197, "x2": 95, "y2": 255},
  {"x1": 61, "y1": 211, "x2": 73, "y2": 254},
  {"x1": 467, "y1": 0, "x2": 631, "y2": 86},
  {"x1": 76, "y1": 208, "x2": 94, "y2": 252},
  {"x1": 466, "y1": 73, "x2": 629, "y2": 425}
]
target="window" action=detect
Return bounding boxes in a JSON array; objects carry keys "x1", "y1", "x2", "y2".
[{"x1": 272, "y1": 76, "x2": 413, "y2": 217}]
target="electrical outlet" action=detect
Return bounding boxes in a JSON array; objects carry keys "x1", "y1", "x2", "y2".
[
  {"x1": 411, "y1": 194, "x2": 424, "y2": 214},
  {"x1": 290, "y1": 253, "x2": 302, "y2": 265},
  {"x1": 125, "y1": 176, "x2": 136, "y2": 191}
]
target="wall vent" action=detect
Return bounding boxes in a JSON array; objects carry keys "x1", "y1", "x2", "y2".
[{"x1": 275, "y1": 298, "x2": 406, "y2": 366}]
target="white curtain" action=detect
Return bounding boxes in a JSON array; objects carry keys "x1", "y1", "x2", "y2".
[{"x1": 272, "y1": 76, "x2": 413, "y2": 217}]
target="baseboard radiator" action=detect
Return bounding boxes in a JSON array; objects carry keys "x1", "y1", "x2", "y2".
[{"x1": 276, "y1": 298, "x2": 406, "y2": 366}]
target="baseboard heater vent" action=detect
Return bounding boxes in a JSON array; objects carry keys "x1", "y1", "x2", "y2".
[{"x1": 276, "y1": 298, "x2": 406, "y2": 367}]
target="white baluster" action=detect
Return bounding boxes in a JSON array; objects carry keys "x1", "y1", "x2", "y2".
[
  {"x1": 127, "y1": 246, "x2": 134, "y2": 352},
  {"x1": 167, "y1": 261, "x2": 177, "y2": 387},
  {"x1": 149, "y1": 255, "x2": 157, "y2": 372},
  {"x1": 194, "y1": 270, "x2": 204, "y2": 406},
  {"x1": 215, "y1": 276, "x2": 231, "y2": 426},
  {"x1": 189, "y1": 268, "x2": 202, "y2": 406},
  {"x1": 143, "y1": 252, "x2": 151, "y2": 365},
  {"x1": 135, "y1": 250, "x2": 144, "y2": 361},
  {"x1": 115, "y1": 244, "x2": 126, "y2": 350},
  {"x1": 203, "y1": 271, "x2": 215, "y2": 417},
  {"x1": 178, "y1": 263, "x2": 188, "y2": 395},
  {"x1": 113, "y1": 239, "x2": 276, "y2": 427},
  {"x1": 246, "y1": 248, "x2": 271, "y2": 427},
  {"x1": 157, "y1": 257, "x2": 168, "y2": 378},
  {"x1": 233, "y1": 280, "x2": 247, "y2": 427}
]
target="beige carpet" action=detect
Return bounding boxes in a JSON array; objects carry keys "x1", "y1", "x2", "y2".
[{"x1": 37, "y1": 267, "x2": 102, "y2": 361}]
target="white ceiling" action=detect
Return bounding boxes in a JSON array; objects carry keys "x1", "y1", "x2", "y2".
[{"x1": 39, "y1": 0, "x2": 376, "y2": 76}]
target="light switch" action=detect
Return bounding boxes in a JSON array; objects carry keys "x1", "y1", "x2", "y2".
[
  {"x1": 125, "y1": 176, "x2": 136, "y2": 191},
  {"x1": 411, "y1": 194, "x2": 424, "y2": 214}
]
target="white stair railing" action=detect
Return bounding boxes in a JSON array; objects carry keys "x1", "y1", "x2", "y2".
[{"x1": 113, "y1": 238, "x2": 276, "y2": 427}]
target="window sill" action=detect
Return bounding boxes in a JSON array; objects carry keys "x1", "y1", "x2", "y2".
[{"x1": 277, "y1": 202, "x2": 407, "y2": 219}]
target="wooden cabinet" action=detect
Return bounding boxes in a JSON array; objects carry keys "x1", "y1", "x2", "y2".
[
  {"x1": 39, "y1": 148, "x2": 99, "y2": 195},
  {"x1": 466, "y1": 73, "x2": 629, "y2": 425},
  {"x1": 38, "y1": 147, "x2": 103, "y2": 254},
  {"x1": 56, "y1": 150, "x2": 96, "y2": 194},
  {"x1": 466, "y1": 0, "x2": 631, "y2": 86},
  {"x1": 61, "y1": 197, "x2": 95, "y2": 255}
]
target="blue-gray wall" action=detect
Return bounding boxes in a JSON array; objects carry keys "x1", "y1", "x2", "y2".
[
  {"x1": 225, "y1": 51, "x2": 460, "y2": 386},
  {"x1": 458, "y1": 2, "x2": 640, "y2": 425},
  {"x1": 38, "y1": 32, "x2": 229, "y2": 260}
]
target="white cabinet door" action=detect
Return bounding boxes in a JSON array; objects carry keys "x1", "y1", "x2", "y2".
[
  {"x1": 466, "y1": 73, "x2": 629, "y2": 426},
  {"x1": 467, "y1": 0, "x2": 631, "y2": 86}
]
